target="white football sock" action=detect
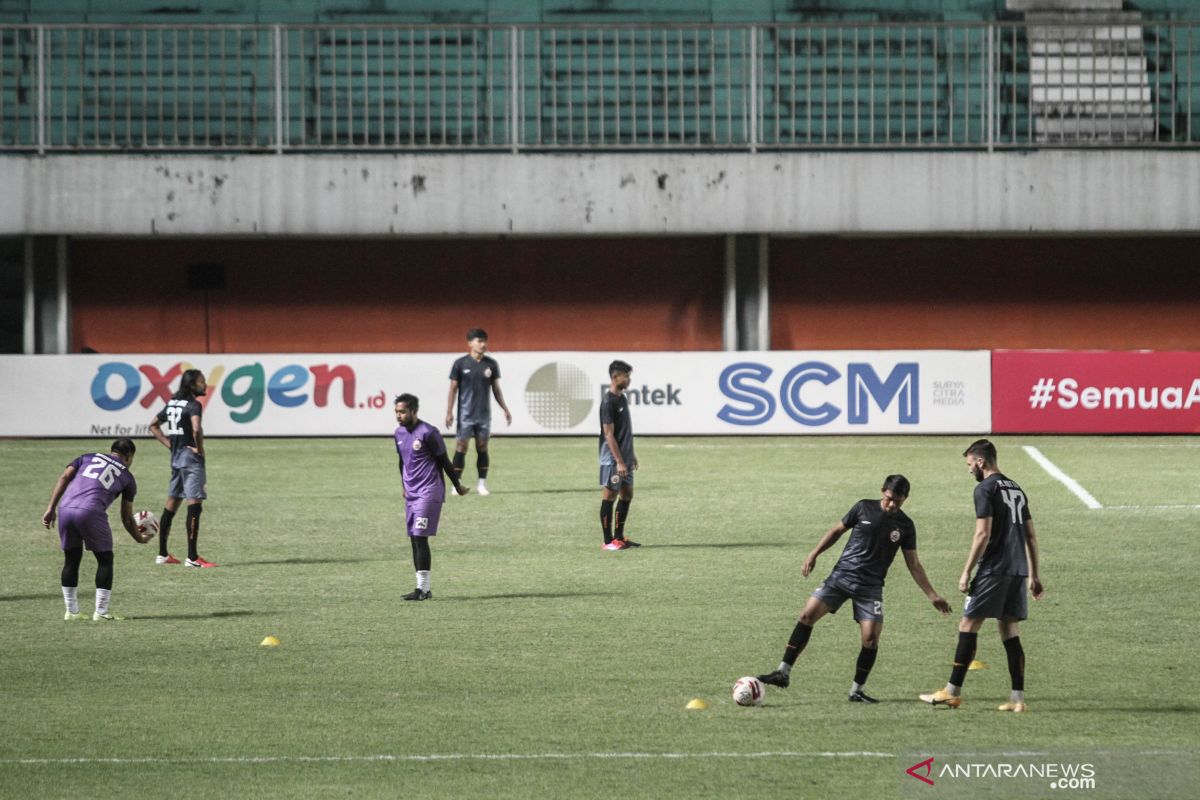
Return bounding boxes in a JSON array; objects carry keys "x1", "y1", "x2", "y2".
[
  {"x1": 62, "y1": 586, "x2": 78, "y2": 614},
  {"x1": 416, "y1": 571, "x2": 430, "y2": 592},
  {"x1": 777, "y1": 662, "x2": 792, "y2": 675},
  {"x1": 945, "y1": 683, "x2": 961, "y2": 696},
  {"x1": 1010, "y1": 690, "x2": 1025, "y2": 703},
  {"x1": 95, "y1": 588, "x2": 111, "y2": 616},
  {"x1": 851, "y1": 682, "x2": 864, "y2": 694}
]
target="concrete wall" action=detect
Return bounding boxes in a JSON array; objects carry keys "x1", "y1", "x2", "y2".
[{"x1": 2, "y1": 151, "x2": 1198, "y2": 236}]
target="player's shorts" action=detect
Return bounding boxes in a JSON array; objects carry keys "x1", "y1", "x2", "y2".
[
  {"x1": 405, "y1": 498, "x2": 442, "y2": 538},
  {"x1": 811, "y1": 575, "x2": 884, "y2": 622},
  {"x1": 599, "y1": 463, "x2": 633, "y2": 490},
  {"x1": 456, "y1": 420, "x2": 491, "y2": 442},
  {"x1": 57, "y1": 507, "x2": 114, "y2": 552},
  {"x1": 963, "y1": 574, "x2": 1028, "y2": 620},
  {"x1": 168, "y1": 450, "x2": 207, "y2": 500}
]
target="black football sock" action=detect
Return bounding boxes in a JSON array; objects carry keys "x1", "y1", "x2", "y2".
[
  {"x1": 782, "y1": 621, "x2": 814, "y2": 667},
  {"x1": 477, "y1": 450, "x2": 490, "y2": 480},
  {"x1": 158, "y1": 507, "x2": 176, "y2": 556},
  {"x1": 452, "y1": 451, "x2": 465, "y2": 481},
  {"x1": 1003, "y1": 636, "x2": 1025, "y2": 691},
  {"x1": 949, "y1": 632, "x2": 978, "y2": 687},
  {"x1": 854, "y1": 645, "x2": 879, "y2": 687},
  {"x1": 410, "y1": 537, "x2": 431, "y2": 572},
  {"x1": 61, "y1": 546, "x2": 83, "y2": 588},
  {"x1": 600, "y1": 499, "x2": 615, "y2": 545},
  {"x1": 614, "y1": 499, "x2": 631, "y2": 540},
  {"x1": 94, "y1": 550, "x2": 114, "y2": 591},
  {"x1": 186, "y1": 504, "x2": 203, "y2": 561}
]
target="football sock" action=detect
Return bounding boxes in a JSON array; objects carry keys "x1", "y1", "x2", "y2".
[
  {"x1": 614, "y1": 499, "x2": 631, "y2": 540},
  {"x1": 948, "y1": 631, "x2": 978, "y2": 689},
  {"x1": 186, "y1": 504, "x2": 202, "y2": 561},
  {"x1": 452, "y1": 451, "x2": 465, "y2": 481},
  {"x1": 782, "y1": 621, "x2": 814, "y2": 667},
  {"x1": 62, "y1": 586, "x2": 79, "y2": 614},
  {"x1": 61, "y1": 546, "x2": 82, "y2": 588},
  {"x1": 477, "y1": 450, "x2": 490, "y2": 480},
  {"x1": 600, "y1": 499, "x2": 615, "y2": 545},
  {"x1": 1009, "y1": 690, "x2": 1025, "y2": 703},
  {"x1": 94, "y1": 550, "x2": 114, "y2": 591},
  {"x1": 95, "y1": 588, "x2": 111, "y2": 616},
  {"x1": 416, "y1": 570, "x2": 430, "y2": 592},
  {"x1": 854, "y1": 645, "x2": 879, "y2": 687},
  {"x1": 158, "y1": 507, "x2": 176, "y2": 556},
  {"x1": 1003, "y1": 636, "x2": 1025, "y2": 691}
]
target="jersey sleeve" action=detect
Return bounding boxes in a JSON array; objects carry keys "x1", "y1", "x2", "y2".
[
  {"x1": 490, "y1": 358, "x2": 501, "y2": 381},
  {"x1": 901, "y1": 519, "x2": 917, "y2": 550},
  {"x1": 122, "y1": 475, "x2": 137, "y2": 503},
  {"x1": 973, "y1": 483, "x2": 994, "y2": 519},
  {"x1": 155, "y1": 406, "x2": 168, "y2": 423},
  {"x1": 599, "y1": 396, "x2": 614, "y2": 426},
  {"x1": 840, "y1": 501, "x2": 865, "y2": 529},
  {"x1": 426, "y1": 428, "x2": 447, "y2": 458},
  {"x1": 189, "y1": 399, "x2": 203, "y2": 421},
  {"x1": 448, "y1": 358, "x2": 462, "y2": 381}
]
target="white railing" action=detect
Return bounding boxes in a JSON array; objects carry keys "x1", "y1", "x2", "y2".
[{"x1": 1, "y1": 22, "x2": 1196, "y2": 152}]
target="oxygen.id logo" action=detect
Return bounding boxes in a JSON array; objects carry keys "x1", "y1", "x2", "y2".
[
  {"x1": 524, "y1": 362, "x2": 593, "y2": 430},
  {"x1": 90, "y1": 360, "x2": 380, "y2": 424}
]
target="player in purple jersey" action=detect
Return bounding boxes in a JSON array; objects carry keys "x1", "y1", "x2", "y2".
[
  {"x1": 755, "y1": 475, "x2": 951, "y2": 702},
  {"x1": 921, "y1": 439, "x2": 1045, "y2": 712},
  {"x1": 395, "y1": 393, "x2": 468, "y2": 601},
  {"x1": 41, "y1": 438, "x2": 153, "y2": 621},
  {"x1": 149, "y1": 368, "x2": 215, "y2": 568}
]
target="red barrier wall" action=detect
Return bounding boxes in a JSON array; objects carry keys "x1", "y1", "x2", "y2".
[
  {"x1": 70, "y1": 238, "x2": 726, "y2": 353},
  {"x1": 770, "y1": 237, "x2": 1200, "y2": 350}
]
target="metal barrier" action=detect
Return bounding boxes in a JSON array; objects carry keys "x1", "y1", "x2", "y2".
[{"x1": 1, "y1": 22, "x2": 1196, "y2": 152}]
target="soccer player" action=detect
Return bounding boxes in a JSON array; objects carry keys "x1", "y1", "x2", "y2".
[
  {"x1": 148, "y1": 368, "x2": 215, "y2": 567},
  {"x1": 41, "y1": 438, "x2": 154, "y2": 621},
  {"x1": 598, "y1": 359, "x2": 641, "y2": 551},
  {"x1": 445, "y1": 328, "x2": 512, "y2": 496},
  {"x1": 920, "y1": 439, "x2": 1044, "y2": 712},
  {"x1": 757, "y1": 475, "x2": 952, "y2": 702},
  {"x1": 396, "y1": 393, "x2": 468, "y2": 600}
]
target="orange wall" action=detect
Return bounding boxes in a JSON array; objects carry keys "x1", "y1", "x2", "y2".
[
  {"x1": 70, "y1": 238, "x2": 727, "y2": 353},
  {"x1": 771, "y1": 237, "x2": 1200, "y2": 350}
]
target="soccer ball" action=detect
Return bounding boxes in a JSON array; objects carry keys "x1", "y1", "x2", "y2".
[
  {"x1": 133, "y1": 510, "x2": 159, "y2": 539},
  {"x1": 732, "y1": 676, "x2": 765, "y2": 707}
]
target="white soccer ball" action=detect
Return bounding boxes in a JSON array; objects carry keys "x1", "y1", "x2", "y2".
[
  {"x1": 732, "y1": 676, "x2": 765, "y2": 707},
  {"x1": 133, "y1": 510, "x2": 159, "y2": 539}
]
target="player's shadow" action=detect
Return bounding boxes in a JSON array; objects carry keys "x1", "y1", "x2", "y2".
[
  {"x1": 443, "y1": 591, "x2": 613, "y2": 602},
  {"x1": 650, "y1": 542, "x2": 795, "y2": 549},
  {"x1": 0, "y1": 593, "x2": 52, "y2": 603},
  {"x1": 485, "y1": 488, "x2": 595, "y2": 495},
  {"x1": 135, "y1": 609, "x2": 259, "y2": 620},
  {"x1": 230, "y1": 557, "x2": 377, "y2": 567}
]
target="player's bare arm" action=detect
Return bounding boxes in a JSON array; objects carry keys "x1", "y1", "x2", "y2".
[
  {"x1": 959, "y1": 517, "x2": 992, "y2": 593},
  {"x1": 902, "y1": 549, "x2": 952, "y2": 614},
  {"x1": 445, "y1": 379, "x2": 459, "y2": 428},
  {"x1": 191, "y1": 414, "x2": 204, "y2": 458},
  {"x1": 602, "y1": 422, "x2": 627, "y2": 477},
  {"x1": 491, "y1": 380, "x2": 513, "y2": 425},
  {"x1": 149, "y1": 416, "x2": 171, "y2": 449},
  {"x1": 1025, "y1": 520, "x2": 1045, "y2": 599},
  {"x1": 41, "y1": 465, "x2": 77, "y2": 528},
  {"x1": 120, "y1": 498, "x2": 151, "y2": 543},
  {"x1": 802, "y1": 522, "x2": 848, "y2": 577}
]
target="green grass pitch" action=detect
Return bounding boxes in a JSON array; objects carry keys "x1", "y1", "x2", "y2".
[{"x1": 1, "y1": 436, "x2": 1197, "y2": 799}]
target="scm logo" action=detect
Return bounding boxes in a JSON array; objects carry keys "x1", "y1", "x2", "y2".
[
  {"x1": 90, "y1": 361, "x2": 364, "y2": 423},
  {"x1": 717, "y1": 361, "x2": 920, "y2": 426}
]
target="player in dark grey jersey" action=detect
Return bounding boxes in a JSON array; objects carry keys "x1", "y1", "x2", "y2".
[
  {"x1": 921, "y1": 439, "x2": 1045, "y2": 712},
  {"x1": 445, "y1": 328, "x2": 512, "y2": 497},
  {"x1": 757, "y1": 476, "x2": 951, "y2": 702},
  {"x1": 598, "y1": 359, "x2": 641, "y2": 550},
  {"x1": 149, "y1": 368, "x2": 215, "y2": 568}
]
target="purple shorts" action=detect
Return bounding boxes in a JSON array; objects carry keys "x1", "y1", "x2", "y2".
[
  {"x1": 405, "y1": 498, "x2": 442, "y2": 537},
  {"x1": 58, "y1": 507, "x2": 114, "y2": 552}
]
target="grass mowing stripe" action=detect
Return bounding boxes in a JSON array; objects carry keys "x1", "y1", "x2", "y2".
[
  {"x1": 1022, "y1": 444, "x2": 1103, "y2": 509},
  {"x1": 4, "y1": 751, "x2": 899, "y2": 765}
]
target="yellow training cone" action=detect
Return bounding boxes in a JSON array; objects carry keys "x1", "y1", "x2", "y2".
[
  {"x1": 260, "y1": 635, "x2": 281, "y2": 647},
  {"x1": 685, "y1": 698, "x2": 708, "y2": 710},
  {"x1": 968, "y1": 659, "x2": 987, "y2": 671}
]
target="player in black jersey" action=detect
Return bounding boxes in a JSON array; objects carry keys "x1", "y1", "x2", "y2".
[
  {"x1": 598, "y1": 360, "x2": 640, "y2": 550},
  {"x1": 921, "y1": 439, "x2": 1044, "y2": 712},
  {"x1": 445, "y1": 328, "x2": 512, "y2": 497},
  {"x1": 757, "y1": 475, "x2": 951, "y2": 702},
  {"x1": 149, "y1": 369, "x2": 215, "y2": 568}
]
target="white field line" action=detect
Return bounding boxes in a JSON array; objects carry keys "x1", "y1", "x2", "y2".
[
  {"x1": 1022, "y1": 446, "x2": 1103, "y2": 510},
  {"x1": 4, "y1": 749, "x2": 1192, "y2": 767},
  {"x1": 1104, "y1": 504, "x2": 1200, "y2": 511}
]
